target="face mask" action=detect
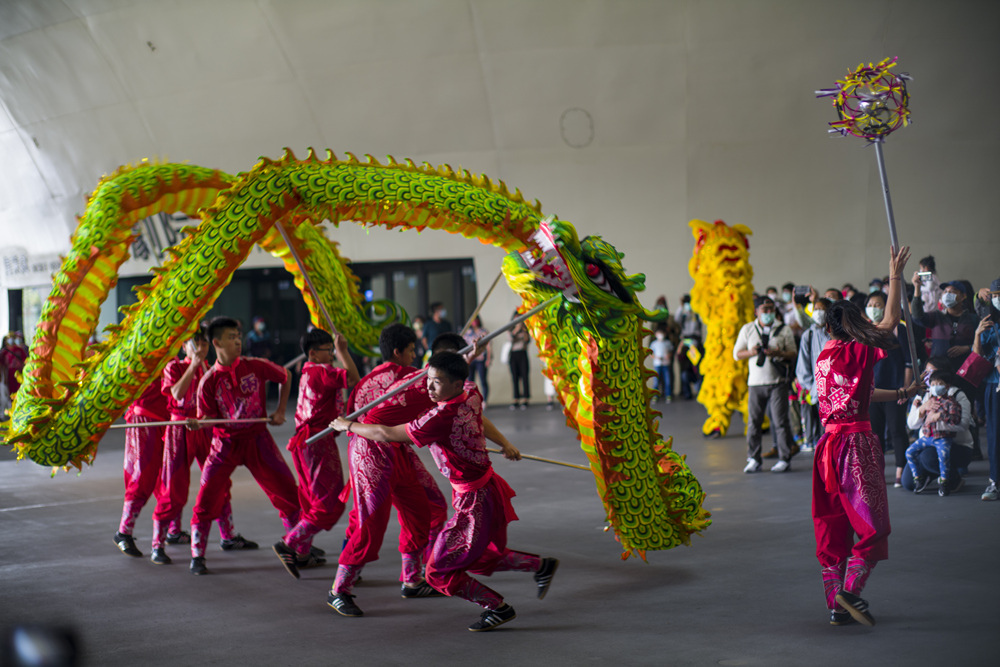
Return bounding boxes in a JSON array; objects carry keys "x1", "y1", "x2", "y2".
[
  {"x1": 767, "y1": 293, "x2": 777, "y2": 302},
  {"x1": 439, "y1": 309, "x2": 447, "y2": 318},
  {"x1": 992, "y1": 296, "x2": 1000, "y2": 312},
  {"x1": 866, "y1": 306, "x2": 884, "y2": 323},
  {"x1": 759, "y1": 312, "x2": 775, "y2": 326},
  {"x1": 869, "y1": 285, "x2": 880, "y2": 294},
  {"x1": 929, "y1": 384, "x2": 947, "y2": 397},
  {"x1": 941, "y1": 293, "x2": 958, "y2": 309},
  {"x1": 781, "y1": 291, "x2": 792, "y2": 303},
  {"x1": 655, "y1": 333, "x2": 665, "y2": 340},
  {"x1": 812, "y1": 311, "x2": 827, "y2": 327},
  {"x1": 683, "y1": 303, "x2": 691, "y2": 313},
  {"x1": 14, "y1": 337, "x2": 23, "y2": 346}
]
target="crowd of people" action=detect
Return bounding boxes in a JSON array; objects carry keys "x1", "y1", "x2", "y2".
[
  {"x1": 110, "y1": 315, "x2": 558, "y2": 633},
  {"x1": 650, "y1": 251, "x2": 999, "y2": 628}
]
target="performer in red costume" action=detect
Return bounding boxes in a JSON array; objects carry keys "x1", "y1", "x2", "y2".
[
  {"x1": 333, "y1": 351, "x2": 559, "y2": 632},
  {"x1": 273, "y1": 328, "x2": 359, "y2": 578},
  {"x1": 188, "y1": 316, "x2": 300, "y2": 575},
  {"x1": 813, "y1": 246, "x2": 920, "y2": 627}
]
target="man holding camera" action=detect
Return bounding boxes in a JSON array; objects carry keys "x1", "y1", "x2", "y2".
[{"x1": 733, "y1": 296, "x2": 798, "y2": 473}]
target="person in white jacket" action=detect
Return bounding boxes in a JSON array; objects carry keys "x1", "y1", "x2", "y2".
[{"x1": 904, "y1": 372, "x2": 973, "y2": 496}]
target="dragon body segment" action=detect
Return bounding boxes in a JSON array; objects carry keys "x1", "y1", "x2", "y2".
[
  {"x1": 688, "y1": 219, "x2": 755, "y2": 437},
  {"x1": 5, "y1": 151, "x2": 709, "y2": 557}
]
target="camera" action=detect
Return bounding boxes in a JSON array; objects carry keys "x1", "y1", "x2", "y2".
[
  {"x1": 756, "y1": 333, "x2": 769, "y2": 367},
  {"x1": 918, "y1": 271, "x2": 932, "y2": 283}
]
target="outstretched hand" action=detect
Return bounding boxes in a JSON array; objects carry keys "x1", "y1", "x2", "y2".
[{"x1": 889, "y1": 245, "x2": 911, "y2": 280}]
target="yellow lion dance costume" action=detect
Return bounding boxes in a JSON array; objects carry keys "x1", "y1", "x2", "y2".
[{"x1": 688, "y1": 219, "x2": 755, "y2": 437}]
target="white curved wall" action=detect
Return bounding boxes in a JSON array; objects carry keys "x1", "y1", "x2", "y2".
[{"x1": 1, "y1": 0, "x2": 998, "y2": 398}]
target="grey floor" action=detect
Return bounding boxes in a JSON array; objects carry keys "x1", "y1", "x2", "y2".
[{"x1": 2, "y1": 396, "x2": 998, "y2": 666}]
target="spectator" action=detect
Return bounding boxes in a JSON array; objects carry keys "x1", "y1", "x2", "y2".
[
  {"x1": 842, "y1": 284, "x2": 858, "y2": 300},
  {"x1": 917, "y1": 255, "x2": 942, "y2": 313},
  {"x1": 910, "y1": 276, "x2": 978, "y2": 360},
  {"x1": 463, "y1": 316, "x2": 491, "y2": 406},
  {"x1": 650, "y1": 326, "x2": 675, "y2": 403},
  {"x1": 246, "y1": 316, "x2": 272, "y2": 360},
  {"x1": 903, "y1": 370, "x2": 971, "y2": 496},
  {"x1": 866, "y1": 292, "x2": 913, "y2": 488},
  {"x1": 869, "y1": 278, "x2": 884, "y2": 295},
  {"x1": 676, "y1": 294, "x2": 703, "y2": 400},
  {"x1": 972, "y1": 307, "x2": 1000, "y2": 501},
  {"x1": 421, "y1": 303, "x2": 453, "y2": 354},
  {"x1": 796, "y1": 298, "x2": 832, "y2": 452},
  {"x1": 733, "y1": 296, "x2": 798, "y2": 473},
  {"x1": 508, "y1": 314, "x2": 531, "y2": 410},
  {"x1": 412, "y1": 316, "x2": 427, "y2": 367},
  {"x1": 0, "y1": 331, "x2": 27, "y2": 396}
]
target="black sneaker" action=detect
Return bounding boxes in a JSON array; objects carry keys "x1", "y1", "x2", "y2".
[
  {"x1": 220, "y1": 534, "x2": 259, "y2": 551},
  {"x1": 401, "y1": 581, "x2": 444, "y2": 598},
  {"x1": 165, "y1": 531, "x2": 191, "y2": 545},
  {"x1": 534, "y1": 557, "x2": 559, "y2": 599},
  {"x1": 937, "y1": 477, "x2": 950, "y2": 497},
  {"x1": 296, "y1": 552, "x2": 327, "y2": 569},
  {"x1": 327, "y1": 592, "x2": 363, "y2": 617},
  {"x1": 913, "y1": 476, "x2": 931, "y2": 494},
  {"x1": 829, "y1": 609, "x2": 856, "y2": 626},
  {"x1": 835, "y1": 591, "x2": 875, "y2": 627},
  {"x1": 150, "y1": 547, "x2": 172, "y2": 565},
  {"x1": 190, "y1": 557, "x2": 209, "y2": 576},
  {"x1": 114, "y1": 532, "x2": 142, "y2": 558},
  {"x1": 272, "y1": 541, "x2": 300, "y2": 579},
  {"x1": 468, "y1": 604, "x2": 516, "y2": 632},
  {"x1": 310, "y1": 545, "x2": 326, "y2": 558}
]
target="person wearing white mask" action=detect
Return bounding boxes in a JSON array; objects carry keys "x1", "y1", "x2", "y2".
[
  {"x1": 866, "y1": 292, "x2": 914, "y2": 488},
  {"x1": 796, "y1": 298, "x2": 832, "y2": 452},
  {"x1": 733, "y1": 296, "x2": 798, "y2": 472},
  {"x1": 910, "y1": 277, "x2": 978, "y2": 359},
  {"x1": 650, "y1": 326, "x2": 675, "y2": 403},
  {"x1": 971, "y1": 281, "x2": 1000, "y2": 501},
  {"x1": 676, "y1": 294, "x2": 703, "y2": 400}
]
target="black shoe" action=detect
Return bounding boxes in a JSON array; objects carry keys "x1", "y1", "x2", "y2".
[
  {"x1": 190, "y1": 557, "x2": 209, "y2": 576},
  {"x1": 165, "y1": 531, "x2": 191, "y2": 545},
  {"x1": 327, "y1": 591, "x2": 363, "y2": 617},
  {"x1": 469, "y1": 604, "x2": 516, "y2": 632},
  {"x1": 835, "y1": 591, "x2": 875, "y2": 627},
  {"x1": 296, "y1": 552, "x2": 327, "y2": 569},
  {"x1": 829, "y1": 609, "x2": 856, "y2": 626},
  {"x1": 937, "y1": 477, "x2": 950, "y2": 497},
  {"x1": 272, "y1": 541, "x2": 300, "y2": 579},
  {"x1": 401, "y1": 581, "x2": 444, "y2": 598},
  {"x1": 762, "y1": 447, "x2": 778, "y2": 459},
  {"x1": 114, "y1": 532, "x2": 142, "y2": 558},
  {"x1": 913, "y1": 476, "x2": 931, "y2": 494},
  {"x1": 150, "y1": 547, "x2": 172, "y2": 565},
  {"x1": 534, "y1": 557, "x2": 559, "y2": 599},
  {"x1": 310, "y1": 545, "x2": 326, "y2": 558},
  {"x1": 220, "y1": 534, "x2": 259, "y2": 551}
]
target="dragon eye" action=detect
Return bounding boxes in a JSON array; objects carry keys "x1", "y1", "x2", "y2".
[
  {"x1": 585, "y1": 263, "x2": 600, "y2": 277},
  {"x1": 584, "y1": 261, "x2": 614, "y2": 294}
]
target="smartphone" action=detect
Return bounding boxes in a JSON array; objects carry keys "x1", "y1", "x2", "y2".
[
  {"x1": 793, "y1": 285, "x2": 810, "y2": 296},
  {"x1": 918, "y1": 271, "x2": 932, "y2": 283}
]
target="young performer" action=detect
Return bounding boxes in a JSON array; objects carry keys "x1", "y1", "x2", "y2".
[
  {"x1": 326, "y1": 324, "x2": 446, "y2": 614},
  {"x1": 188, "y1": 316, "x2": 301, "y2": 575},
  {"x1": 813, "y1": 246, "x2": 919, "y2": 627},
  {"x1": 333, "y1": 351, "x2": 559, "y2": 632},
  {"x1": 273, "y1": 329, "x2": 359, "y2": 578},
  {"x1": 113, "y1": 377, "x2": 169, "y2": 558},
  {"x1": 152, "y1": 327, "x2": 255, "y2": 565}
]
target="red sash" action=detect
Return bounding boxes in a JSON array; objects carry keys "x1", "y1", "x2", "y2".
[{"x1": 451, "y1": 468, "x2": 518, "y2": 523}]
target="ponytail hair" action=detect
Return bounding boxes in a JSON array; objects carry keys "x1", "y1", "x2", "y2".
[{"x1": 825, "y1": 299, "x2": 897, "y2": 350}]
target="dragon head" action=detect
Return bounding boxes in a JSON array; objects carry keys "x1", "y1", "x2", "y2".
[{"x1": 503, "y1": 217, "x2": 665, "y2": 338}]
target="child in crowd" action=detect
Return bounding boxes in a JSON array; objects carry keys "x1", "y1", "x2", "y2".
[
  {"x1": 273, "y1": 329, "x2": 359, "y2": 578},
  {"x1": 906, "y1": 371, "x2": 964, "y2": 495},
  {"x1": 333, "y1": 351, "x2": 559, "y2": 632},
  {"x1": 796, "y1": 298, "x2": 832, "y2": 452},
  {"x1": 188, "y1": 316, "x2": 300, "y2": 575},
  {"x1": 113, "y1": 377, "x2": 169, "y2": 558},
  {"x1": 154, "y1": 327, "x2": 254, "y2": 565},
  {"x1": 650, "y1": 326, "x2": 674, "y2": 403}
]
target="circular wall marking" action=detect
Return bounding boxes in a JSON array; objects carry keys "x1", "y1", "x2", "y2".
[{"x1": 560, "y1": 108, "x2": 594, "y2": 148}]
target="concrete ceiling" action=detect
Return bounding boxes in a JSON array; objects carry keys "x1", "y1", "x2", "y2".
[{"x1": 1, "y1": 0, "x2": 998, "y2": 292}]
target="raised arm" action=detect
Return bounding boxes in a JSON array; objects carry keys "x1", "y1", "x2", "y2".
[
  {"x1": 334, "y1": 333, "x2": 361, "y2": 387},
  {"x1": 879, "y1": 245, "x2": 911, "y2": 333}
]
